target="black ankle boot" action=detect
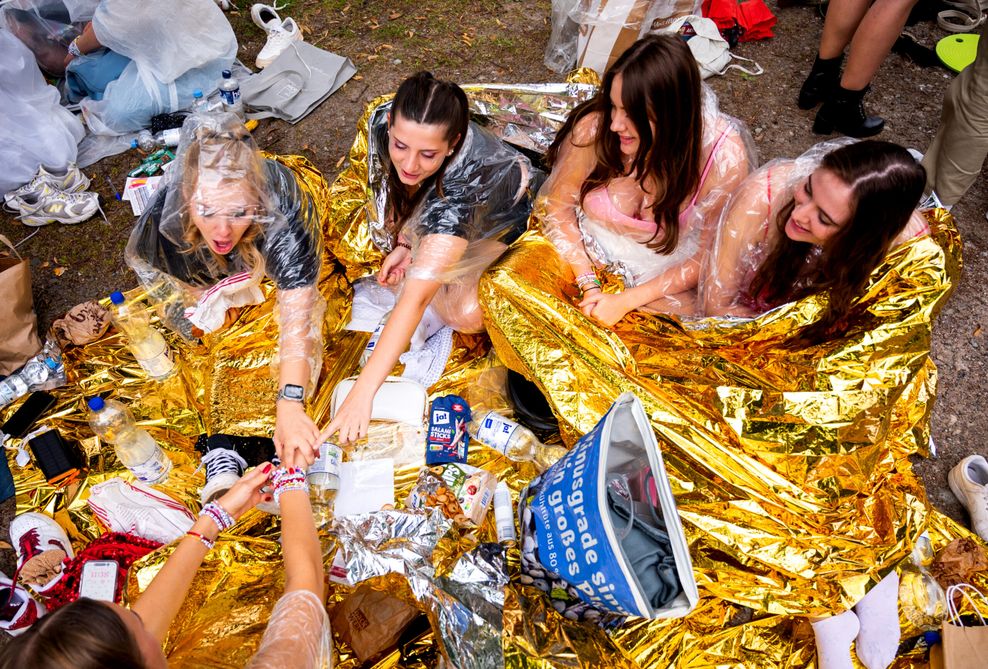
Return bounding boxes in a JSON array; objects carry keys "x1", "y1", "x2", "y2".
[
  {"x1": 812, "y1": 85, "x2": 885, "y2": 137},
  {"x1": 797, "y1": 55, "x2": 843, "y2": 110}
]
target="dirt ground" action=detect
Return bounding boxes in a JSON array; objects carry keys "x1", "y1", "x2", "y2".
[{"x1": 2, "y1": 1, "x2": 986, "y2": 532}]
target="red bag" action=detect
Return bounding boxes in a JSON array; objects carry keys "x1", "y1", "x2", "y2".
[{"x1": 702, "y1": 0, "x2": 776, "y2": 42}]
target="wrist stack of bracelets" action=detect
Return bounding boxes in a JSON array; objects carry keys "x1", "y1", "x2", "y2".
[
  {"x1": 271, "y1": 466, "x2": 309, "y2": 504},
  {"x1": 575, "y1": 271, "x2": 601, "y2": 293},
  {"x1": 189, "y1": 500, "x2": 236, "y2": 549}
]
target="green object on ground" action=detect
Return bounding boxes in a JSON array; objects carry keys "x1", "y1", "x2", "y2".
[{"x1": 937, "y1": 33, "x2": 980, "y2": 73}]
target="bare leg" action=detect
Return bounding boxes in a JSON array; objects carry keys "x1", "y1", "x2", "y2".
[
  {"x1": 818, "y1": 0, "x2": 870, "y2": 59},
  {"x1": 840, "y1": 0, "x2": 920, "y2": 90}
]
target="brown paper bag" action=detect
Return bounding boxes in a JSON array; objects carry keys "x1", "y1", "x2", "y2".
[
  {"x1": 0, "y1": 235, "x2": 42, "y2": 375},
  {"x1": 942, "y1": 621, "x2": 988, "y2": 668}
]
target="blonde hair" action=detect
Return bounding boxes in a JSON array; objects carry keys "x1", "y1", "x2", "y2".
[{"x1": 179, "y1": 126, "x2": 269, "y2": 281}]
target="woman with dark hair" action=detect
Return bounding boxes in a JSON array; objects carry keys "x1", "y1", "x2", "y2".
[
  {"x1": 317, "y1": 71, "x2": 543, "y2": 449},
  {"x1": 0, "y1": 462, "x2": 330, "y2": 669},
  {"x1": 540, "y1": 34, "x2": 752, "y2": 326},
  {"x1": 701, "y1": 140, "x2": 928, "y2": 343}
]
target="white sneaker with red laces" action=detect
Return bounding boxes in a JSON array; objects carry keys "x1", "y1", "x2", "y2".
[
  {"x1": 9, "y1": 512, "x2": 75, "y2": 595},
  {"x1": 0, "y1": 572, "x2": 46, "y2": 636},
  {"x1": 948, "y1": 454, "x2": 988, "y2": 542}
]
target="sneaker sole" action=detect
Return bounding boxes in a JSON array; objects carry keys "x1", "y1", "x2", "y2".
[
  {"x1": 20, "y1": 210, "x2": 97, "y2": 226},
  {"x1": 947, "y1": 465, "x2": 970, "y2": 509}
]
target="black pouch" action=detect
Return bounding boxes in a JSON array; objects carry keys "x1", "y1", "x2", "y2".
[{"x1": 28, "y1": 428, "x2": 86, "y2": 487}]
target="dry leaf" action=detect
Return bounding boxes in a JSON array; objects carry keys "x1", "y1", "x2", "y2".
[
  {"x1": 377, "y1": 43, "x2": 394, "y2": 51},
  {"x1": 389, "y1": 10, "x2": 402, "y2": 19},
  {"x1": 336, "y1": 155, "x2": 346, "y2": 169},
  {"x1": 405, "y1": 29, "x2": 415, "y2": 38},
  {"x1": 353, "y1": 74, "x2": 364, "y2": 81},
  {"x1": 975, "y1": 325, "x2": 983, "y2": 337},
  {"x1": 366, "y1": 54, "x2": 379, "y2": 61},
  {"x1": 495, "y1": 18, "x2": 504, "y2": 27},
  {"x1": 54, "y1": 267, "x2": 66, "y2": 276},
  {"x1": 40, "y1": 261, "x2": 50, "y2": 268}
]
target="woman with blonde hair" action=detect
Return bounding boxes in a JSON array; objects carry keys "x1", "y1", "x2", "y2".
[{"x1": 125, "y1": 111, "x2": 326, "y2": 483}]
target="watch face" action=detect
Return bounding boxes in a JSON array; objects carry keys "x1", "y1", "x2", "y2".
[{"x1": 282, "y1": 384, "x2": 305, "y2": 401}]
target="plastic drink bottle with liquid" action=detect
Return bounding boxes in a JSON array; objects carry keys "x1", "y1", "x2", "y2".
[
  {"x1": 87, "y1": 397, "x2": 171, "y2": 484},
  {"x1": 0, "y1": 357, "x2": 61, "y2": 409},
  {"x1": 219, "y1": 70, "x2": 244, "y2": 118},
  {"x1": 191, "y1": 89, "x2": 207, "y2": 112},
  {"x1": 468, "y1": 411, "x2": 568, "y2": 471},
  {"x1": 109, "y1": 291, "x2": 177, "y2": 380},
  {"x1": 307, "y1": 442, "x2": 342, "y2": 525}
]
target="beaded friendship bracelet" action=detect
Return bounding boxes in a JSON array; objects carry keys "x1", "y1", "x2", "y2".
[
  {"x1": 67, "y1": 38, "x2": 82, "y2": 58},
  {"x1": 186, "y1": 530, "x2": 215, "y2": 550},
  {"x1": 199, "y1": 501, "x2": 235, "y2": 532},
  {"x1": 270, "y1": 466, "x2": 309, "y2": 504},
  {"x1": 396, "y1": 240, "x2": 412, "y2": 251}
]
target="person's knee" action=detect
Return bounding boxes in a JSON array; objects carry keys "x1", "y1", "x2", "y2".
[{"x1": 435, "y1": 298, "x2": 485, "y2": 333}]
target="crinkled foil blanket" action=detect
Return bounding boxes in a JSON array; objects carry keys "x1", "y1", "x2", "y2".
[{"x1": 2, "y1": 77, "x2": 985, "y2": 667}]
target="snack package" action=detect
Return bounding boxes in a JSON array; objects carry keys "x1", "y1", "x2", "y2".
[
  {"x1": 425, "y1": 395, "x2": 471, "y2": 465},
  {"x1": 407, "y1": 463, "x2": 496, "y2": 526},
  {"x1": 329, "y1": 584, "x2": 422, "y2": 663}
]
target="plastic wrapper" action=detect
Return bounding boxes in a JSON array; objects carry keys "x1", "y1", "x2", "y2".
[
  {"x1": 80, "y1": 0, "x2": 236, "y2": 134},
  {"x1": 540, "y1": 85, "x2": 754, "y2": 316},
  {"x1": 700, "y1": 139, "x2": 931, "y2": 318},
  {"x1": 544, "y1": 0, "x2": 702, "y2": 73},
  {"x1": 245, "y1": 589, "x2": 332, "y2": 669},
  {"x1": 125, "y1": 111, "x2": 326, "y2": 384},
  {"x1": 0, "y1": 27, "x2": 85, "y2": 193}
]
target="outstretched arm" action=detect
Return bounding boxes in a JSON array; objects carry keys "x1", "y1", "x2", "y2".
[{"x1": 132, "y1": 465, "x2": 272, "y2": 642}]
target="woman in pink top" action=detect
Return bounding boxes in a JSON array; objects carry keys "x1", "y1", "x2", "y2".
[
  {"x1": 701, "y1": 140, "x2": 928, "y2": 345},
  {"x1": 541, "y1": 34, "x2": 753, "y2": 326}
]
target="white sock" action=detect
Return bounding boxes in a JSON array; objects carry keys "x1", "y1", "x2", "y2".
[
  {"x1": 853, "y1": 572, "x2": 900, "y2": 669},
  {"x1": 811, "y1": 610, "x2": 860, "y2": 669}
]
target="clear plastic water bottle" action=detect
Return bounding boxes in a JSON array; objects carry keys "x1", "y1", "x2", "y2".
[
  {"x1": 219, "y1": 69, "x2": 244, "y2": 119},
  {"x1": 191, "y1": 88, "x2": 207, "y2": 112},
  {"x1": 493, "y1": 482, "x2": 517, "y2": 543},
  {"x1": 136, "y1": 129, "x2": 156, "y2": 153},
  {"x1": 468, "y1": 411, "x2": 568, "y2": 471},
  {"x1": 154, "y1": 127, "x2": 181, "y2": 147},
  {"x1": 307, "y1": 442, "x2": 341, "y2": 525},
  {"x1": 109, "y1": 291, "x2": 177, "y2": 381},
  {"x1": 87, "y1": 397, "x2": 171, "y2": 484},
  {"x1": 0, "y1": 357, "x2": 60, "y2": 409}
]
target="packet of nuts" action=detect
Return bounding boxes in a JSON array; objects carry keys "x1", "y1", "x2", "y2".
[{"x1": 406, "y1": 464, "x2": 496, "y2": 526}]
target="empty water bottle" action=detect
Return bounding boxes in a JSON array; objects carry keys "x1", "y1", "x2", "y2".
[
  {"x1": 0, "y1": 357, "x2": 61, "y2": 409},
  {"x1": 109, "y1": 291, "x2": 177, "y2": 381},
  {"x1": 219, "y1": 69, "x2": 244, "y2": 119},
  {"x1": 468, "y1": 411, "x2": 567, "y2": 471},
  {"x1": 87, "y1": 397, "x2": 171, "y2": 484},
  {"x1": 191, "y1": 89, "x2": 207, "y2": 112},
  {"x1": 136, "y1": 129, "x2": 156, "y2": 153}
]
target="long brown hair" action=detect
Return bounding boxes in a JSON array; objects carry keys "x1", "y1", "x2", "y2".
[
  {"x1": 387, "y1": 72, "x2": 470, "y2": 229},
  {"x1": 745, "y1": 141, "x2": 926, "y2": 345},
  {"x1": 0, "y1": 598, "x2": 146, "y2": 669},
  {"x1": 546, "y1": 34, "x2": 703, "y2": 253}
]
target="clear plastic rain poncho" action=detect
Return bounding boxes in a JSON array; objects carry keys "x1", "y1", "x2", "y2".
[
  {"x1": 539, "y1": 85, "x2": 754, "y2": 316},
  {"x1": 245, "y1": 590, "x2": 332, "y2": 669},
  {"x1": 698, "y1": 139, "x2": 931, "y2": 318},
  {"x1": 364, "y1": 100, "x2": 545, "y2": 325},
  {"x1": 0, "y1": 0, "x2": 97, "y2": 74},
  {"x1": 80, "y1": 0, "x2": 236, "y2": 134},
  {"x1": 125, "y1": 111, "x2": 326, "y2": 389}
]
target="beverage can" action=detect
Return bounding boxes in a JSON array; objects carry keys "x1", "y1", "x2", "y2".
[
  {"x1": 475, "y1": 411, "x2": 520, "y2": 454},
  {"x1": 308, "y1": 443, "x2": 342, "y2": 487}
]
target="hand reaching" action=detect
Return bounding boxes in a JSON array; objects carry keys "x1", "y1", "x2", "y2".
[
  {"x1": 318, "y1": 386, "x2": 374, "y2": 446},
  {"x1": 378, "y1": 245, "x2": 412, "y2": 287},
  {"x1": 274, "y1": 401, "x2": 320, "y2": 468},
  {"x1": 216, "y1": 463, "x2": 274, "y2": 520}
]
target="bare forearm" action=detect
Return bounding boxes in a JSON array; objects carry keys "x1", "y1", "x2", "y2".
[
  {"x1": 623, "y1": 259, "x2": 700, "y2": 310},
  {"x1": 131, "y1": 516, "x2": 217, "y2": 642},
  {"x1": 279, "y1": 490, "x2": 324, "y2": 597}
]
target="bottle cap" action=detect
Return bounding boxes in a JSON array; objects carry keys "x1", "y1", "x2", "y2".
[
  {"x1": 87, "y1": 397, "x2": 105, "y2": 411},
  {"x1": 193, "y1": 89, "x2": 203, "y2": 99},
  {"x1": 109, "y1": 291, "x2": 125, "y2": 305},
  {"x1": 44, "y1": 357, "x2": 59, "y2": 370},
  {"x1": 222, "y1": 69, "x2": 232, "y2": 78},
  {"x1": 131, "y1": 139, "x2": 139, "y2": 149}
]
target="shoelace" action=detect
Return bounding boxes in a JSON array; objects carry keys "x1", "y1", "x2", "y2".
[{"x1": 200, "y1": 448, "x2": 247, "y2": 482}]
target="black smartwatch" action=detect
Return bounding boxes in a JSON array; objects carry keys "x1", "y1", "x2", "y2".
[{"x1": 276, "y1": 384, "x2": 305, "y2": 403}]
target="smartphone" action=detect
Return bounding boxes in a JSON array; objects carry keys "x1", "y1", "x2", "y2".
[
  {"x1": 78, "y1": 560, "x2": 119, "y2": 602},
  {"x1": 1, "y1": 391, "x2": 56, "y2": 439}
]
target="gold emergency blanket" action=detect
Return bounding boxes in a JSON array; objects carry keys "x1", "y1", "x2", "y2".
[{"x1": 479, "y1": 208, "x2": 982, "y2": 666}]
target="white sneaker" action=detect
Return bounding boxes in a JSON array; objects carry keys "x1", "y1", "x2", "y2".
[
  {"x1": 251, "y1": 3, "x2": 283, "y2": 31},
  {"x1": 4, "y1": 164, "x2": 90, "y2": 209},
  {"x1": 948, "y1": 454, "x2": 988, "y2": 542},
  {"x1": 13, "y1": 190, "x2": 102, "y2": 227},
  {"x1": 10, "y1": 512, "x2": 74, "y2": 595},
  {"x1": 255, "y1": 17, "x2": 302, "y2": 69},
  {"x1": 0, "y1": 571, "x2": 46, "y2": 636}
]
